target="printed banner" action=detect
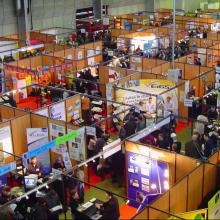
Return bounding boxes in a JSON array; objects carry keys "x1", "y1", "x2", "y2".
[
  {"x1": 0, "y1": 126, "x2": 13, "y2": 158},
  {"x1": 49, "y1": 123, "x2": 67, "y2": 154},
  {"x1": 68, "y1": 127, "x2": 86, "y2": 162},
  {"x1": 49, "y1": 101, "x2": 66, "y2": 121},
  {"x1": 26, "y1": 128, "x2": 51, "y2": 175}
]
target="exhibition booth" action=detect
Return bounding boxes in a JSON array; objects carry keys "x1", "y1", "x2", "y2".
[
  {"x1": 47, "y1": 40, "x2": 103, "y2": 70},
  {"x1": 175, "y1": 15, "x2": 220, "y2": 31},
  {"x1": 4, "y1": 55, "x2": 74, "y2": 91},
  {"x1": 133, "y1": 147, "x2": 220, "y2": 219},
  {"x1": 99, "y1": 58, "x2": 215, "y2": 119},
  {"x1": 116, "y1": 27, "x2": 187, "y2": 52}
]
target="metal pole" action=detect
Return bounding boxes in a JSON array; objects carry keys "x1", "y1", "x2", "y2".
[
  {"x1": 24, "y1": 0, "x2": 30, "y2": 44},
  {"x1": 172, "y1": 0, "x2": 176, "y2": 69}
]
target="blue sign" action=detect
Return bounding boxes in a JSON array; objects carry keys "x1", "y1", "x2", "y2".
[
  {"x1": 125, "y1": 23, "x2": 132, "y2": 31},
  {"x1": 144, "y1": 43, "x2": 152, "y2": 50},
  {"x1": 0, "y1": 162, "x2": 16, "y2": 176},
  {"x1": 25, "y1": 140, "x2": 56, "y2": 159}
]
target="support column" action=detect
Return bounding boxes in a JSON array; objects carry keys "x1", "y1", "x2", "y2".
[
  {"x1": 16, "y1": 0, "x2": 30, "y2": 43},
  {"x1": 145, "y1": 0, "x2": 155, "y2": 12},
  {"x1": 93, "y1": 0, "x2": 102, "y2": 19}
]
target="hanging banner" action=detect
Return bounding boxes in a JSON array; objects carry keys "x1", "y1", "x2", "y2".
[
  {"x1": 0, "y1": 126, "x2": 13, "y2": 158},
  {"x1": 26, "y1": 128, "x2": 51, "y2": 175},
  {"x1": 208, "y1": 191, "x2": 220, "y2": 220},
  {"x1": 49, "y1": 123, "x2": 67, "y2": 154},
  {"x1": 49, "y1": 101, "x2": 66, "y2": 121},
  {"x1": 68, "y1": 127, "x2": 85, "y2": 162}
]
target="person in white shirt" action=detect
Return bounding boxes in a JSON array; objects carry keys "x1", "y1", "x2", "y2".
[
  {"x1": 164, "y1": 96, "x2": 174, "y2": 112},
  {"x1": 146, "y1": 97, "x2": 156, "y2": 114}
]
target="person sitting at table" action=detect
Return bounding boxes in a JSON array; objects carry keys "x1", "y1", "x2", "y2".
[
  {"x1": 95, "y1": 191, "x2": 120, "y2": 220},
  {"x1": 27, "y1": 156, "x2": 43, "y2": 177},
  {"x1": 53, "y1": 156, "x2": 65, "y2": 171},
  {"x1": 146, "y1": 97, "x2": 156, "y2": 114}
]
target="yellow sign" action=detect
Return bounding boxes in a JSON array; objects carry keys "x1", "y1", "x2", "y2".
[
  {"x1": 169, "y1": 209, "x2": 207, "y2": 220},
  {"x1": 25, "y1": 75, "x2": 32, "y2": 86}
]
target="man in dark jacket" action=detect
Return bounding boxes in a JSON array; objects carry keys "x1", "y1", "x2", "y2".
[
  {"x1": 124, "y1": 115, "x2": 137, "y2": 138},
  {"x1": 185, "y1": 134, "x2": 202, "y2": 159},
  {"x1": 96, "y1": 191, "x2": 120, "y2": 220},
  {"x1": 202, "y1": 133, "x2": 215, "y2": 158}
]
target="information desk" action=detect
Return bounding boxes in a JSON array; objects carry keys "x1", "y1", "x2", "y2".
[{"x1": 76, "y1": 198, "x2": 103, "y2": 220}]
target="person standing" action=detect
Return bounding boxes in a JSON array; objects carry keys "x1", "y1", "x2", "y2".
[{"x1": 146, "y1": 97, "x2": 156, "y2": 114}]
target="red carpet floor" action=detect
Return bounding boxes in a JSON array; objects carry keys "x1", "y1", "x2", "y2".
[
  {"x1": 176, "y1": 121, "x2": 191, "y2": 133},
  {"x1": 17, "y1": 96, "x2": 51, "y2": 110}
]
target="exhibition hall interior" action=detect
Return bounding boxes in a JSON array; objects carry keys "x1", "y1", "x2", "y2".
[{"x1": 0, "y1": 0, "x2": 220, "y2": 219}]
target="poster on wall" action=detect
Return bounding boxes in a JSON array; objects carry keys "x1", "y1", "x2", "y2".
[
  {"x1": 0, "y1": 126, "x2": 13, "y2": 158},
  {"x1": 77, "y1": 51, "x2": 83, "y2": 60},
  {"x1": 109, "y1": 69, "x2": 120, "y2": 83},
  {"x1": 35, "y1": 108, "x2": 49, "y2": 117},
  {"x1": 26, "y1": 128, "x2": 51, "y2": 175},
  {"x1": 131, "y1": 56, "x2": 142, "y2": 63},
  {"x1": 17, "y1": 79, "x2": 27, "y2": 99},
  {"x1": 127, "y1": 151, "x2": 169, "y2": 208},
  {"x1": 49, "y1": 123, "x2": 67, "y2": 154},
  {"x1": 87, "y1": 49, "x2": 94, "y2": 58},
  {"x1": 68, "y1": 127, "x2": 85, "y2": 162},
  {"x1": 208, "y1": 190, "x2": 220, "y2": 220},
  {"x1": 88, "y1": 57, "x2": 95, "y2": 66},
  {"x1": 96, "y1": 46, "x2": 101, "y2": 55},
  {"x1": 49, "y1": 102, "x2": 66, "y2": 121}
]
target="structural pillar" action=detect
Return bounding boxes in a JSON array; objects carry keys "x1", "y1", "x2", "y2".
[
  {"x1": 16, "y1": 0, "x2": 30, "y2": 43},
  {"x1": 93, "y1": 0, "x2": 102, "y2": 19},
  {"x1": 145, "y1": 0, "x2": 155, "y2": 12}
]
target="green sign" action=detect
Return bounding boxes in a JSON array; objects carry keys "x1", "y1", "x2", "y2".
[
  {"x1": 55, "y1": 130, "x2": 78, "y2": 145},
  {"x1": 208, "y1": 190, "x2": 220, "y2": 219}
]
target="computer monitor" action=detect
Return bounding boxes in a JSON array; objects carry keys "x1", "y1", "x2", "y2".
[{"x1": 24, "y1": 175, "x2": 38, "y2": 189}]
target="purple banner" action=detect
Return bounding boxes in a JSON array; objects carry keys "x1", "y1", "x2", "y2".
[{"x1": 127, "y1": 151, "x2": 169, "y2": 208}]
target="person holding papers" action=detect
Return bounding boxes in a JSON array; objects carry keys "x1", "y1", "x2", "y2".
[{"x1": 27, "y1": 156, "x2": 43, "y2": 177}]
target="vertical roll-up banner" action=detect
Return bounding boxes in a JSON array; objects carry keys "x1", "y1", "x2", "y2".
[{"x1": 26, "y1": 128, "x2": 51, "y2": 175}]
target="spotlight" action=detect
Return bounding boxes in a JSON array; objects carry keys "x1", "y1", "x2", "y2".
[
  {"x1": 46, "y1": 185, "x2": 49, "y2": 189},
  {"x1": 126, "y1": 200, "x2": 130, "y2": 204},
  {"x1": 26, "y1": 195, "x2": 29, "y2": 200},
  {"x1": 151, "y1": 184, "x2": 157, "y2": 189},
  {"x1": 92, "y1": 159, "x2": 96, "y2": 163},
  {"x1": 85, "y1": 163, "x2": 88, "y2": 167}
]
